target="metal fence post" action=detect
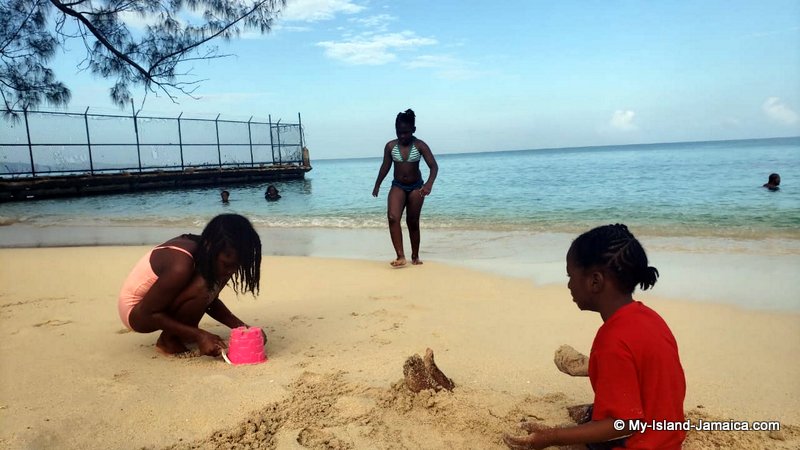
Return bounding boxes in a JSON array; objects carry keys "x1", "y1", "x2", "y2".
[
  {"x1": 177, "y1": 113, "x2": 184, "y2": 170},
  {"x1": 268, "y1": 114, "x2": 275, "y2": 164},
  {"x1": 298, "y1": 112, "x2": 304, "y2": 151},
  {"x1": 247, "y1": 116, "x2": 254, "y2": 167},
  {"x1": 131, "y1": 100, "x2": 142, "y2": 172},
  {"x1": 84, "y1": 107, "x2": 94, "y2": 175},
  {"x1": 23, "y1": 108, "x2": 35, "y2": 177},
  {"x1": 275, "y1": 120, "x2": 282, "y2": 164},
  {"x1": 215, "y1": 113, "x2": 222, "y2": 168}
]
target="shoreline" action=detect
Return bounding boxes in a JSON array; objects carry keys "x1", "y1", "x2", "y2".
[
  {"x1": 1, "y1": 223, "x2": 799, "y2": 311},
  {"x1": 0, "y1": 249, "x2": 798, "y2": 449}
]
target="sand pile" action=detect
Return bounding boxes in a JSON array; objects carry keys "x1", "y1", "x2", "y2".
[{"x1": 161, "y1": 365, "x2": 800, "y2": 450}]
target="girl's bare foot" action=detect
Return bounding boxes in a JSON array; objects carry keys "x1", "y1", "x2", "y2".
[
  {"x1": 423, "y1": 348, "x2": 454, "y2": 391},
  {"x1": 411, "y1": 257, "x2": 423, "y2": 265},
  {"x1": 390, "y1": 257, "x2": 407, "y2": 267},
  {"x1": 156, "y1": 332, "x2": 190, "y2": 355},
  {"x1": 554, "y1": 344, "x2": 589, "y2": 376}
]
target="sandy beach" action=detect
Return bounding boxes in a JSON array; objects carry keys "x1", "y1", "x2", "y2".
[{"x1": 1, "y1": 243, "x2": 798, "y2": 449}]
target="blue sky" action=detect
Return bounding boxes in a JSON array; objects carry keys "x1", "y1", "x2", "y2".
[{"x1": 50, "y1": 0, "x2": 800, "y2": 160}]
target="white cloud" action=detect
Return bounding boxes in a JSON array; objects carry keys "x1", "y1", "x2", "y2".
[
  {"x1": 280, "y1": 0, "x2": 364, "y2": 22},
  {"x1": 762, "y1": 97, "x2": 799, "y2": 125},
  {"x1": 349, "y1": 14, "x2": 395, "y2": 31},
  {"x1": 609, "y1": 110, "x2": 637, "y2": 131},
  {"x1": 317, "y1": 32, "x2": 437, "y2": 65},
  {"x1": 271, "y1": 24, "x2": 313, "y2": 33},
  {"x1": 118, "y1": 11, "x2": 160, "y2": 31}
]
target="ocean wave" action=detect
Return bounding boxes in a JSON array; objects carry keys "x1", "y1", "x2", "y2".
[
  {"x1": 4, "y1": 213, "x2": 799, "y2": 241},
  {"x1": 0, "y1": 216, "x2": 24, "y2": 226}
]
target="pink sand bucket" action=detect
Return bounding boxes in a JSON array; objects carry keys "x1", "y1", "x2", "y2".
[{"x1": 222, "y1": 326, "x2": 267, "y2": 365}]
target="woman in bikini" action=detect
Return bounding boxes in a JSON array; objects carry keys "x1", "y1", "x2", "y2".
[
  {"x1": 118, "y1": 214, "x2": 262, "y2": 356},
  {"x1": 372, "y1": 109, "x2": 439, "y2": 267}
]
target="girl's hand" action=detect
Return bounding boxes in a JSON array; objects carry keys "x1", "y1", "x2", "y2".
[
  {"x1": 197, "y1": 331, "x2": 226, "y2": 356},
  {"x1": 372, "y1": 186, "x2": 380, "y2": 197},
  {"x1": 420, "y1": 184, "x2": 432, "y2": 197}
]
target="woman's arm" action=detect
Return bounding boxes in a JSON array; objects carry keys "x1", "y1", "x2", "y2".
[
  {"x1": 418, "y1": 140, "x2": 438, "y2": 196},
  {"x1": 373, "y1": 142, "x2": 394, "y2": 197}
]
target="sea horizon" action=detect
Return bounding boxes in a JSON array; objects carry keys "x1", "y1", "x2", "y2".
[{"x1": 313, "y1": 135, "x2": 800, "y2": 162}]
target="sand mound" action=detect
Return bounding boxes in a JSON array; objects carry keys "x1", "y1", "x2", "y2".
[
  {"x1": 161, "y1": 371, "x2": 800, "y2": 450},
  {"x1": 162, "y1": 371, "x2": 581, "y2": 449}
]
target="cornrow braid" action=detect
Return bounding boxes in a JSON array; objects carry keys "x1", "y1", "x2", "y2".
[
  {"x1": 570, "y1": 224, "x2": 659, "y2": 293},
  {"x1": 196, "y1": 214, "x2": 262, "y2": 296}
]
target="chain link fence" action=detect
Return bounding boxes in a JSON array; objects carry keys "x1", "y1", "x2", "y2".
[{"x1": 0, "y1": 108, "x2": 305, "y2": 177}]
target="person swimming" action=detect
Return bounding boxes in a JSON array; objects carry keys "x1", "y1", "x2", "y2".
[
  {"x1": 763, "y1": 173, "x2": 780, "y2": 191},
  {"x1": 265, "y1": 185, "x2": 281, "y2": 201}
]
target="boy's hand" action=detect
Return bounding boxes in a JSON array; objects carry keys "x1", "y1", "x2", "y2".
[{"x1": 503, "y1": 421, "x2": 552, "y2": 450}]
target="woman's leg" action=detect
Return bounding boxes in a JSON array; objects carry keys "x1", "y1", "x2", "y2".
[
  {"x1": 387, "y1": 186, "x2": 408, "y2": 266},
  {"x1": 405, "y1": 189, "x2": 425, "y2": 264}
]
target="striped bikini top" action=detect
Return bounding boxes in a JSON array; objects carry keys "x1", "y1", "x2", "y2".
[{"x1": 391, "y1": 141, "x2": 421, "y2": 163}]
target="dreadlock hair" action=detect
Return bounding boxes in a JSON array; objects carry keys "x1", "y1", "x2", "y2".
[
  {"x1": 196, "y1": 214, "x2": 261, "y2": 296},
  {"x1": 395, "y1": 109, "x2": 416, "y2": 128},
  {"x1": 569, "y1": 224, "x2": 659, "y2": 294}
]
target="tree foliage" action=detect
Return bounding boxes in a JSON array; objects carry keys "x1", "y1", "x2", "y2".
[{"x1": 0, "y1": 0, "x2": 285, "y2": 112}]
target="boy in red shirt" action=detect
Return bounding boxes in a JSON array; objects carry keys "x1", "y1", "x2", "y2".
[{"x1": 505, "y1": 224, "x2": 686, "y2": 449}]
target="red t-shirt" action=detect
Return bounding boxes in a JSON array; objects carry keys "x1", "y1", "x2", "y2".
[{"x1": 589, "y1": 301, "x2": 686, "y2": 449}]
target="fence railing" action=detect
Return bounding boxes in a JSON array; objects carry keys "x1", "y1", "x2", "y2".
[{"x1": 0, "y1": 108, "x2": 305, "y2": 178}]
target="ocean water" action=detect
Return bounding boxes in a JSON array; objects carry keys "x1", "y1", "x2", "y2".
[
  {"x1": 1, "y1": 137, "x2": 798, "y2": 239},
  {"x1": 2, "y1": 137, "x2": 799, "y2": 310}
]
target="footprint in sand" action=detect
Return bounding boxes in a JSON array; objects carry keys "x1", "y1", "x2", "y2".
[
  {"x1": 381, "y1": 322, "x2": 402, "y2": 332},
  {"x1": 297, "y1": 427, "x2": 348, "y2": 449},
  {"x1": 33, "y1": 319, "x2": 72, "y2": 327}
]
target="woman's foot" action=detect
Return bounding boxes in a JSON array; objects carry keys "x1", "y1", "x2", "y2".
[
  {"x1": 390, "y1": 257, "x2": 407, "y2": 267},
  {"x1": 411, "y1": 256, "x2": 423, "y2": 265},
  {"x1": 156, "y1": 332, "x2": 190, "y2": 355}
]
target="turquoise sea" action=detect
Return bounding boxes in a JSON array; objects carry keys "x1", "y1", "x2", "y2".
[{"x1": 1, "y1": 137, "x2": 798, "y2": 239}]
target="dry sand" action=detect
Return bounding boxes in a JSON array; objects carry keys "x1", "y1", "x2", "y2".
[{"x1": 1, "y1": 246, "x2": 798, "y2": 449}]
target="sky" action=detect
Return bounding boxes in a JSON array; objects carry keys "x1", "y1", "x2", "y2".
[{"x1": 47, "y1": 0, "x2": 800, "y2": 160}]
